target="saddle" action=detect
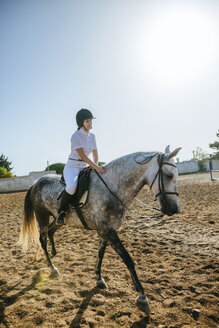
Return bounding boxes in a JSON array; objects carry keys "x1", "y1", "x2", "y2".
[
  {"x1": 59, "y1": 167, "x2": 92, "y2": 208},
  {"x1": 57, "y1": 167, "x2": 93, "y2": 230}
]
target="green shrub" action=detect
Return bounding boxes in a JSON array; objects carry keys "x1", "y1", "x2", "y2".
[
  {"x1": 0, "y1": 167, "x2": 13, "y2": 178},
  {"x1": 197, "y1": 161, "x2": 207, "y2": 172},
  {"x1": 45, "y1": 163, "x2": 65, "y2": 175},
  {"x1": 98, "y1": 161, "x2": 106, "y2": 166}
]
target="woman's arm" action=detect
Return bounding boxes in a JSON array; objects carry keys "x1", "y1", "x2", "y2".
[
  {"x1": 76, "y1": 148, "x2": 106, "y2": 174},
  {"x1": 92, "y1": 149, "x2": 98, "y2": 165}
]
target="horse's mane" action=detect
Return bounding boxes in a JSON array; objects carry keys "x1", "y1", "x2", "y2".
[{"x1": 105, "y1": 151, "x2": 158, "y2": 169}]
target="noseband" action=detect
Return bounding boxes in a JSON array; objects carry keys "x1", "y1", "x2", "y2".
[{"x1": 150, "y1": 154, "x2": 179, "y2": 200}]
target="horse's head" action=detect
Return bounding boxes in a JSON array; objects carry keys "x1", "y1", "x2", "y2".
[
  {"x1": 136, "y1": 146, "x2": 181, "y2": 216},
  {"x1": 151, "y1": 146, "x2": 181, "y2": 216}
]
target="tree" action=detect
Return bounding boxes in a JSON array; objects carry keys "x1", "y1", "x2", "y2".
[
  {"x1": 45, "y1": 163, "x2": 65, "y2": 174},
  {"x1": 0, "y1": 154, "x2": 13, "y2": 172},
  {"x1": 192, "y1": 147, "x2": 210, "y2": 161},
  {"x1": 209, "y1": 129, "x2": 219, "y2": 159}
]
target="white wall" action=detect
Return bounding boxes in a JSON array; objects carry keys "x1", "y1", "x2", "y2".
[
  {"x1": 177, "y1": 159, "x2": 219, "y2": 174},
  {"x1": 0, "y1": 171, "x2": 57, "y2": 193}
]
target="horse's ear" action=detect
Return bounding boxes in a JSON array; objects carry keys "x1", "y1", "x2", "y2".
[
  {"x1": 165, "y1": 145, "x2": 171, "y2": 155},
  {"x1": 166, "y1": 147, "x2": 182, "y2": 159},
  {"x1": 135, "y1": 153, "x2": 157, "y2": 165}
]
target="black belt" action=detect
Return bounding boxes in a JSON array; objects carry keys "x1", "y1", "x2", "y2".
[{"x1": 69, "y1": 158, "x2": 83, "y2": 162}]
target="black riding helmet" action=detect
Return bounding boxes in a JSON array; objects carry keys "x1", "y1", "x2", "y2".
[{"x1": 76, "y1": 108, "x2": 96, "y2": 128}]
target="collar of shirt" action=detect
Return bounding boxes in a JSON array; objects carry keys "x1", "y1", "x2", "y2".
[{"x1": 79, "y1": 128, "x2": 90, "y2": 137}]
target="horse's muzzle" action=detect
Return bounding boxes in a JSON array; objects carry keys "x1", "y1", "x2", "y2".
[{"x1": 161, "y1": 202, "x2": 180, "y2": 216}]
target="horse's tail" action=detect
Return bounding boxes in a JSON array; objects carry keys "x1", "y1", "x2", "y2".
[{"x1": 18, "y1": 186, "x2": 40, "y2": 252}]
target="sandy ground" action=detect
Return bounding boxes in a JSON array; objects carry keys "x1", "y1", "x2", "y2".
[{"x1": 0, "y1": 173, "x2": 218, "y2": 328}]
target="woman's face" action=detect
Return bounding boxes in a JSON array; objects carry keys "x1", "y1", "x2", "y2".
[{"x1": 83, "y1": 118, "x2": 93, "y2": 130}]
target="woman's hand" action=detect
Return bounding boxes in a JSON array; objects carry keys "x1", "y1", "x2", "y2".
[
  {"x1": 97, "y1": 166, "x2": 106, "y2": 174},
  {"x1": 76, "y1": 148, "x2": 106, "y2": 174}
]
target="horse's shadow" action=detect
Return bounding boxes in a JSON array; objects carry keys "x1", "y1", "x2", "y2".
[
  {"x1": 130, "y1": 316, "x2": 150, "y2": 328},
  {"x1": 70, "y1": 287, "x2": 150, "y2": 328},
  {"x1": 70, "y1": 286, "x2": 99, "y2": 328},
  {"x1": 0, "y1": 270, "x2": 42, "y2": 324}
]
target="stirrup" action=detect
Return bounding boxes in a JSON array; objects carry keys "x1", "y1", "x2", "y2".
[{"x1": 56, "y1": 211, "x2": 67, "y2": 225}]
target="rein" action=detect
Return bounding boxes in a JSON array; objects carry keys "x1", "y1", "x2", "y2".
[
  {"x1": 94, "y1": 171, "x2": 155, "y2": 218},
  {"x1": 94, "y1": 153, "x2": 179, "y2": 217},
  {"x1": 94, "y1": 170, "x2": 133, "y2": 212}
]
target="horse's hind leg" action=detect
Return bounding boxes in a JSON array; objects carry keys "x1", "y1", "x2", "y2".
[
  {"x1": 36, "y1": 210, "x2": 60, "y2": 275},
  {"x1": 104, "y1": 229, "x2": 149, "y2": 309},
  {"x1": 48, "y1": 221, "x2": 62, "y2": 256},
  {"x1": 95, "y1": 239, "x2": 108, "y2": 289},
  {"x1": 40, "y1": 228, "x2": 60, "y2": 275}
]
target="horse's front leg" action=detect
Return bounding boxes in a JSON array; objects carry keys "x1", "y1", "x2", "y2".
[
  {"x1": 95, "y1": 239, "x2": 108, "y2": 289},
  {"x1": 105, "y1": 228, "x2": 149, "y2": 309}
]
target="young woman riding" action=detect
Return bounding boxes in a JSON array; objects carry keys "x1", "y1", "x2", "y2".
[{"x1": 56, "y1": 108, "x2": 106, "y2": 225}]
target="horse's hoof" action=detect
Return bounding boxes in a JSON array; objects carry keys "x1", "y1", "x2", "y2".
[
  {"x1": 55, "y1": 220, "x2": 65, "y2": 226},
  {"x1": 97, "y1": 277, "x2": 108, "y2": 289},
  {"x1": 136, "y1": 295, "x2": 150, "y2": 314},
  {"x1": 51, "y1": 250, "x2": 57, "y2": 257},
  {"x1": 50, "y1": 266, "x2": 60, "y2": 278}
]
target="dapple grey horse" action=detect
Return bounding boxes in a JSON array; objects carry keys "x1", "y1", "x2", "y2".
[{"x1": 19, "y1": 146, "x2": 181, "y2": 308}]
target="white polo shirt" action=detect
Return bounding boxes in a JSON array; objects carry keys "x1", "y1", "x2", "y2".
[{"x1": 66, "y1": 128, "x2": 97, "y2": 168}]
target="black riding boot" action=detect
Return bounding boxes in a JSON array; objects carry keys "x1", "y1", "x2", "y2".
[{"x1": 56, "y1": 190, "x2": 73, "y2": 225}]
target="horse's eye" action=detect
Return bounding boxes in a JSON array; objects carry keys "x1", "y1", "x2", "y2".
[{"x1": 166, "y1": 173, "x2": 173, "y2": 180}]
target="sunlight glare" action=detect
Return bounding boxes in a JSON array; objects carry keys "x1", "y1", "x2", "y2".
[{"x1": 139, "y1": 7, "x2": 218, "y2": 85}]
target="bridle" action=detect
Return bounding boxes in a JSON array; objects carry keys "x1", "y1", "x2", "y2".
[{"x1": 150, "y1": 153, "x2": 179, "y2": 200}]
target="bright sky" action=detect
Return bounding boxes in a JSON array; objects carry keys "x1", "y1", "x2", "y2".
[{"x1": 1, "y1": 0, "x2": 219, "y2": 176}]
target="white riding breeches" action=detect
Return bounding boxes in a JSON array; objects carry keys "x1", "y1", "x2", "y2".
[{"x1": 63, "y1": 165, "x2": 84, "y2": 195}]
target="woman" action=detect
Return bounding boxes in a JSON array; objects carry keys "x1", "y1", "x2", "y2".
[{"x1": 56, "y1": 108, "x2": 106, "y2": 225}]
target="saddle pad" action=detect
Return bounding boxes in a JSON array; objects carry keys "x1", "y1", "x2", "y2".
[{"x1": 72, "y1": 190, "x2": 88, "y2": 208}]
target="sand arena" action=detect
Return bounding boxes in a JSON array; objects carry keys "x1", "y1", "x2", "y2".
[{"x1": 0, "y1": 173, "x2": 218, "y2": 328}]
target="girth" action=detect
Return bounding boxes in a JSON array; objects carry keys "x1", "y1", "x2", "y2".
[{"x1": 74, "y1": 207, "x2": 91, "y2": 230}]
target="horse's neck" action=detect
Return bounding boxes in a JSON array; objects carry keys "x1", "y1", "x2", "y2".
[{"x1": 106, "y1": 154, "x2": 148, "y2": 206}]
